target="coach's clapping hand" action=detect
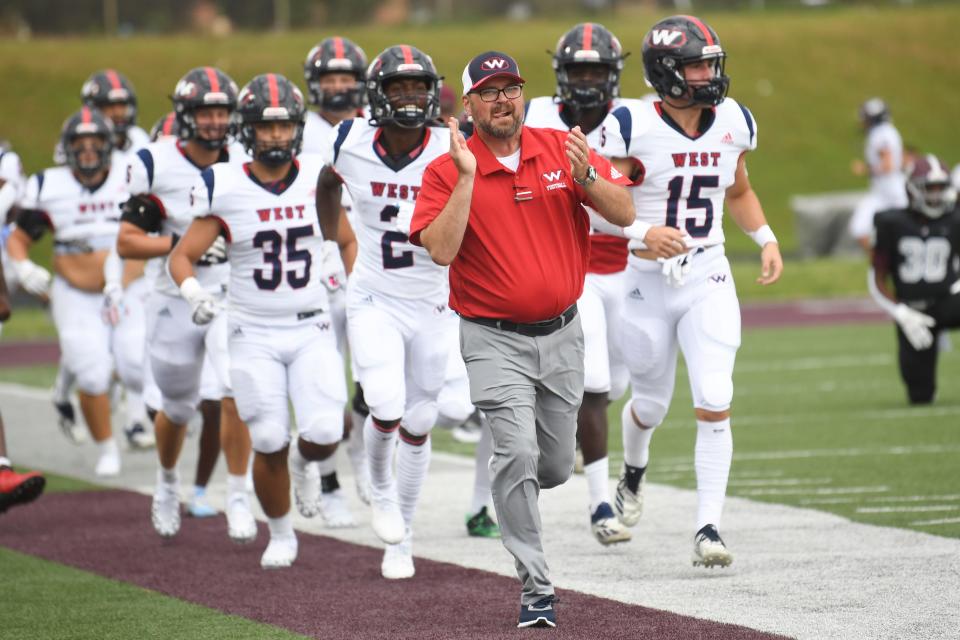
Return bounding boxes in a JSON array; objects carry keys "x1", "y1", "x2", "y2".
[
  {"x1": 448, "y1": 117, "x2": 476, "y2": 178},
  {"x1": 565, "y1": 126, "x2": 591, "y2": 182}
]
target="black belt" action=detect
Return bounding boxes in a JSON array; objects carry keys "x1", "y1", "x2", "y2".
[
  {"x1": 461, "y1": 304, "x2": 578, "y2": 337},
  {"x1": 296, "y1": 308, "x2": 325, "y2": 320}
]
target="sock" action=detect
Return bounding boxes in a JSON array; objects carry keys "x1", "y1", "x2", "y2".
[
  {"x1": 193, "y1": 485, "x2": 206, "y2": 499},
  {"x1": 0, "y1": 456, "x2": 11, "y2": 469},
  {"x1": 622, "y1": 402, "x2": 656, "y2": 469},
  {"x1": 125, "y1": 389, "x2": 148, "y2": 428},
  {"x1": 267, "y1": 513, "x2": 294, "y2": 539},
  {"x1": 98, "y1": 438, "x2": 119, "y2": 457},
  {"x1": 470, "y1": 417, "x2": 493, "y2": 514},
  {"x1": 583, "y1": 457, "x2": 610, "y2": 514},
  {"x1": 159, "y1": 466, "x2": 179, "y2": 486},
  {"x1": 227, "y1": 473, "x2": 247, "y2": 497},
  {"x1": 364, "y1": 415, "x2": 399, "y2": 494},
  {"x1": 52, "y1": 364, "x2": 75, "y2": 404},
  {"x1": 317, "y1": 452, "x2": 338, "y2": 494},
  {"x1": 624, "y1": 464, "x2": 646, "y2": 493},
  {"x1": 694, "y1": 418, "x2": 733, "y2": 531},
  {"x1": 396, "y1": 432, "x2": 431, "y2": 527}
]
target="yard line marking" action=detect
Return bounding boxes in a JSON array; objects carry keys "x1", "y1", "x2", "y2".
[
  {"x1": 909, "y1": 517, "x2": 960, "y2": 526},
  {"x1": 801, "y1": 494, "x2": 960, "y2": 506},
  {"x1": 737, "y1": 353, "x2": 892, "y2": 373},
  {"x1": 728, "y1": 478, "x2": 832, "y2": 487},
  {"x1": 857, "y1": 505, "x2": 959, "y2": 514},
  {"x1": 736, "y1": 485, "x2": 889, "y2": 496}
]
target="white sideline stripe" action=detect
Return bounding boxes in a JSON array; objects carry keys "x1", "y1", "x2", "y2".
[
  {"x1": 802, "y1": 494, "x2": 960, "y2": 505},
  {"x1": 737, "y1": 353, "x2": 892, "y2": 373},
  {"x1": 909, "y1": 517, "x2": 960, "y2": 526},
  {"x1": 857, "y1": 505, "x2": 959, "y2": 514},
  {"x1": 0, "y1": 381, "x2": 50, "y2": 401},
  {"x1": 728, "y1": 477, "x2": 832, "y2": 487},
  {"x1": 731, "y1": 408, "x2": 960, "y2": 426},
  {"x1": 736, "y1": 485, "x2": 889, "y2": 497}
]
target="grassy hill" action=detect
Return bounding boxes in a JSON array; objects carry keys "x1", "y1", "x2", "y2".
[{"x1": 2, "y1": 4, "x2": 959, "y2": 258}]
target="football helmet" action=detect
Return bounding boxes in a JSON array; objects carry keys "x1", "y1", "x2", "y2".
[
  {"x1": 552, "y1": 23, "x2": 625, "y2": 111},
  {"x1": 641, "y1": 15, "x2": 729, "y2": 107},
  {"x1": 60, "y1": 107, "x2": 114, "y2": 177},
  {"x1": 366, "y1": 45, "x2": 441, "y2": 128},
  {"x1": 80, "y1": 70, "x2": 137, "y2": 138},
  {"x1": 149, "y1": 112, "x2": 180, "y2": 142},
  {"x1": 304, "y1": 37, "x2": 368, "y2": 111},
  {"x1": 905, "y1": 154, "x2": 957, "y2": 219},
  {"x1": 171, "y1": 67, "x2": 239, "y2": 150},
  {"x1": 236, "y1": 73, "x2": 306, "y2": 166},
  {"x1": 859, "y1": 97, "x2": 890, "y2": 128}
]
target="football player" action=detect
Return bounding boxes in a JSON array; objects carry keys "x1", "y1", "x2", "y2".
[
  {"x1": 599, "y1": 15, "x2": 783, "y2": 568},
  {"x1": 317, "y1": 44, "x2": 453, "y2": 579},
  {"x1": 301, "y1": 36, "x2": 369, "y2": 514},
  {"x1": 0, "y1": 143, "x2": 26, "y2": 340},
  {"x1": 525, "y1": 22, "x2": 634, "y2": 546},
  {"x1": 168, "y1": 73, "x2": 348, "y2": 568},
  {"x1": 6, "y1": 108, "x2": 130, "y2": 476},
  {"x1": 848, "y1": 98, "x2": 908, "y2": 251},
  {"x1": 116, "y1": 67, "x2": 257, "y2": 543},
  {"x1": 869, "y1": 154, "x2": 960, "y2": 404},
  {"x1": 81, "y1": 69, "x2": 150, "y2": 156}
]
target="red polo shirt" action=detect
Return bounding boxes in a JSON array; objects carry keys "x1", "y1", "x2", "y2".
[{"x1": 410, "y1": 126, "x2": 629, "y2": 323}]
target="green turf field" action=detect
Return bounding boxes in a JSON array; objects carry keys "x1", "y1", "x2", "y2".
[
  {"x1": 2, "y1": 4, "x2": 959, "y2": 260},
  {"x1": 7, "y1": 321, "x2": 957, "y2": 538},
  {"x1": 0, "y1": 548, "x2": 305, "y2": 640}
]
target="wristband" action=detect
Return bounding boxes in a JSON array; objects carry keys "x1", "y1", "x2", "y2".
[
  {"x1": 622, "y1": 220, "x2": 652, "y2": 242},
  {"x1": 748, "y1": 224, "x2": 777, "y2": 248}
]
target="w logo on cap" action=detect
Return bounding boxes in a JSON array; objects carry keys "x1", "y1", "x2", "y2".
[{"x1": 482, "y1": 57, "x2": 508, "y2": 70}]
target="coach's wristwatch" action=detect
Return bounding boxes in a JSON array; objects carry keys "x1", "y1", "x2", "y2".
[{"x1": 574, "y1": 164, "x2": 597, "y2": 187}]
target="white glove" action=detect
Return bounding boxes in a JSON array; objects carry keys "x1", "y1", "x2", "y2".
[
  {"x1": 657, "y1": 253, "x2": 691, "y2": 288},
  {"x1": 892, "y1": 304, "x2": 936, "y2": 351},
  {"x1": 12, "y1": 259, "x2": 51, "y2": 296},
  {"x1": 179, "y1": 276, "x2": 220, "y2": 325},
  {"x1": 102, "y1": 282, "x2": 124, "y2": 326},
  {"x1": 394, "y1": 201, "x2": 415, "y2": 236},
  {"x1": 198, "y1": 235, "x2": 228, "y2": 266},
  {"x1": 319, "y1": 240, "x2": 346, "y2": 292}
]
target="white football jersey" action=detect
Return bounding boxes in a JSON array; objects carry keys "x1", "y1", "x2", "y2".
[
  {"x1": 189, "y1": 154, "x2": 330, "y2": 327},
  {"x1": 0, "y1": 149, "x2": 25, "y2": 193},
  {"x1": 600, "y1": 97, "x2": 758, "y2": 250},
  {"x1": 865, "y1": 121, "x2": 907, "y2": 205},
  {"x1": 323, "y1": 117, "x2": 449, "y2": 300},
  {"x1": 127, "y1": 138, "x2": 238, "y2": 296},
  {"x1": 19, "y1": 163, "x2": 127, "y2": 253}
]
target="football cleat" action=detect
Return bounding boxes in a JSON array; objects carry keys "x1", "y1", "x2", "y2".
[
  {"x1": 54, "y1": 400, "x2": 87, "y2": 445},
  {"x1": 261, "y1": 533, "x2": 298, "y2": 569},
  {"x1": 465, "y1": 506, "x2": 500, "y2": 538},
  {"x1": 186, "y1": 486, "x2": 217, "y2": 518},
  {"x1": 290, "y1": 458, "x2": 320, "y2": 518},
  {"x1": 94, "y1": 448, "x2": 121, "y2": 477},
  {"x1": 319, "y1": 489, "x2": 356, "y2": 528},
  {"x1": 381, "y1": 529, "x2": 414, "y2": 579},
  {"x1": 590, "y1": 502, "x2": 632, "y2": 545},
  {"x1": 124, "y1": 423, "x2": 155, "y2": 451},
  {"x1": 0, "y1": 468, "x2": 46, "y2": 514},
  {"x1": 371, "y1": 491, "x2": 405, "y2": 545},
  {"x1": 226, "y1": 491, "x2": 257, "y2": 544},
  {"x1": 517, "y1": 595, "x2": 558, "y2": 629},
  {"x1": 451, "y1": 410, "x2": 483, "y2": 444},
  {"x1": 692, "y1": 524, "x2": 733, "y2": 568},
  {"x1": 151, "y1": 480, "x2": 181, "y2": 538},
  {"x1": 614, "y1": 467, "x2": 645, "y2": 527}
]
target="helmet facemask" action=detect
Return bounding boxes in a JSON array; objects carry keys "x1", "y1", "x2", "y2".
[
  {"x1": 375, "y1": 76, "x2": 439, "y2": 129},
  {"x1": 65, "y1": 133, "x2": 112, "y2": 178},
  {"x1": 556, "y1": 62, "x2": 620, "y2": 111},
  {"x1": 655, "y1": 52, "x2": 729, "y2": 108},
  {"x1": 245, "y1": 119, "x2": 304, "y2": 166}
]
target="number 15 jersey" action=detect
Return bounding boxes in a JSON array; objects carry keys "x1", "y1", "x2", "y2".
[
  {"x1": 323, "y1": 118, "x2": 450, "y2": 300},
  {"x1": 600, "y1": 97, "x2": 758, "y2": 250}
]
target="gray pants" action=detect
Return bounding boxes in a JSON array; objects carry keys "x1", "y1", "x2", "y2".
[{"x1": 459, "y1": 315, "x2": 584, "y2": 605}]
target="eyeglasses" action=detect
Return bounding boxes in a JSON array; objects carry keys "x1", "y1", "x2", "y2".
[{"x1": 473, "y1": 84, "x2": 523, "y2": 102}]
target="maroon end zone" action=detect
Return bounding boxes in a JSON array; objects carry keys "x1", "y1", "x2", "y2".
[{"x1": 0, "y1": 491, "x2": 788, "y2": 639}]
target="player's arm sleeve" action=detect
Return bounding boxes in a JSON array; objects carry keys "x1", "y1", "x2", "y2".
[
  {"x1": 736, "y1": 101, "x2": 758, "y2": 152},
  {"x1": 409, "y1": 160, "x2": 454, "y2": 247},
  {"x1": 126, "y1": 148, "x2": 156, "y2": 195},
  {"x1": 599, "y1": 106, "x2": 631, "y2": 158}
]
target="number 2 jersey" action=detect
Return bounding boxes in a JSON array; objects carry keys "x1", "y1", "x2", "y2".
[
  {"x1": 322, "y1": 117, "x2": 450, "y2": 300},
  {"x1": 599, "y1": 97, "x2": 758, "y2": 250},
  {"x1": 873, "y1": 207, "x2": 960, "y2": 302},
  {"x1": 189, "y1": 154, "x2": 331, "y2": 327}
]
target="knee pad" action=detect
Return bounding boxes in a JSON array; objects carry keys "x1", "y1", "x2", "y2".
[
  {"x1": 299, "y1": 416, "x2": 343, "y2": 447},
  {"x1": 74, "y1": 360, "x2": 113, "y2": 396},
  {"x1": 627, "y1": 397, "x2": 668, "y2": 429},
  {"x1": 608, "y1": 367, "x2": 629, "y2": 402},
  {"x1": 360, "y1": 373, "x2": 405, "y2": 421},
  {"x1": 402, "y1": 400, "x2": 439, "y2": 438},
  {"x1": 436, "y1": 379, "x2": 473, "y2": 426},
  {"x1": 699, "y1": 371, "x2": 734, "y2": 413},
  {"x1": 249, "y1": 421, "x2": 290, "y2": 454},
  {"x1": 161, "y1": 396, "x2": 198, "y2": 426}
]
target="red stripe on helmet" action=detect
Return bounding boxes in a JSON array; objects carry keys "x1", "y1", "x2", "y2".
[
  {"x1": 267, "y1": 73, "x2": 279, "y2": 107},
  {"x1": 82, "y1": 107, "x2": 92, "y2": 124},
  {"x1": 162, "y1": 113, "x2": 176, "y2": 135},
  {"x1": 400, "y1": 45, "x2": 414, "y2": 65},
  {"x1": 204, "y1": 67, "x2": 221, "y2": 93},
  {"x1": 106, "y1": 69, "x2": 122, "y2": 90},
  {"x1": 583, "y1": 23, "x2": 593, "y2": 50},
  {"x1": 682, "y1": 15, "x2": 715, "y2": 46},
  {"x1": 334, "y1": 37, "x2": 345, "y2": 58}
]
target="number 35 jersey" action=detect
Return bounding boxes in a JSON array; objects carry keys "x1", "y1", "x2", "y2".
[
  {"x1": 189, "y1": 154, "x2": 330, "y2": 327},
  {"x1": 873, "y1": 207, "x2": 960, "y2": 302},
  {"x1": 599, "y1": 97, "x2": 758, "y2": 250},
  {"x1": 323, "y1": 117, "x2": 450, "y2": 300}
]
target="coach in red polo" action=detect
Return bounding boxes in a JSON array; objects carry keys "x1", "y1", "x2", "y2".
[{"x1": 409, "y1": 51, "x2": 634, "y2": 629}]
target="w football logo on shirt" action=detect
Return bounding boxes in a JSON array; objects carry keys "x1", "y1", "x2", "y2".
[{"x1": 543, "y1": 170, "x2": 563, "y2": 182}]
